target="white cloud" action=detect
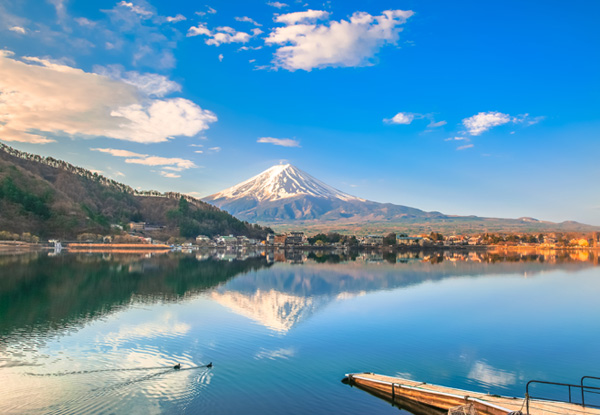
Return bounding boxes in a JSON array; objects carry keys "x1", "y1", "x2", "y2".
[
  {"x1": 384, "y1": 112, "x2": 415, "y2": 125},
  {"x1": 166, "y1": 14, "x2": 186, "y2": 23},
  {"x1": 194, "y1": 150, "x2": 204, "y2": 154},
  {"x1": 218, "y1": 54, "x2": 224, "y2": 62},
  {"x1": 463, "y1": 111, "x2": 512, "y2": 136},
  {"x1": 91, "y1": 147, "x2": 197, "y2": 172},
  {"x1": 109, "y1": 98, "x2": 217, "y2": 143},
  {"x1": 457, "y1": 144, "x2": 474, "y2": 150},
  {"x1": 91, "y1": 148, "x2": 147, "y2": 158},
  {"x1": 0, "y1": 52, "x2": 216, "y2": 144},
  {"x1": 274, "y1": 9, "x2": 330, "y2": 25},
  {"x1": 207, "y1": 6, "x2": 217, "y2": 14},
  {"x1": 187, "y1": 24, "x2": 211, "y2": 37},
  {"x1": 266, "y1": 9, "x2": 413, "y2": 71},
  {"x1": 445, "y1": 136, "x2": 469, "y2": 141},
  {"x1": 8, "y1": 26, "x2": 26, "y2": 34},
  {"x1": 257, "y1": 137, "x2": 301, "y2": 147},
  {"x1": 160, "y1": 171, "x2": 181, "y2": 178},
  {"x1": 235, "y1": 16, "x2": 262, "y2": 26},
  {"x1": 208, "y1": 146, "x2": 221, "y2": 152},
  {"x1": 187, "y1": 24, "x2": 252, "y2": 46},
  {"x1": 117, "y1": 1, "x2": 153, "y2": 18},
  {"x1": 268, "y1": 2, "x2": 289, "y2": 8}
]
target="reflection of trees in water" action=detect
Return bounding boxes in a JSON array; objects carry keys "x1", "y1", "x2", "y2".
[{"x1": 0, "y1": 253, "x2": 270, "y2": 338}]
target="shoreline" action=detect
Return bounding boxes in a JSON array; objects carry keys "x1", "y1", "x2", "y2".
[{"x1": 0, "y1": 241, "x2": 598, "y2": 254}]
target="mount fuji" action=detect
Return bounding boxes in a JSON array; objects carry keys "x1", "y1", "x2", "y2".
[
  {"x1": 203, "y1": 164, "x2": 598, "y2": 233},
  {"x1": 203, "y1": 164, "x2": 445, "y2": 223}
]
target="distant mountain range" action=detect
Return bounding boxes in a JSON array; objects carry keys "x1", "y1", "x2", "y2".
[{"x1": 204, "y1": 164, "x2": 598, "y2": 234}]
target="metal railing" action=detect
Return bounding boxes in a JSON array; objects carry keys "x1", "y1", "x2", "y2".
[
  {"x1": 581, "y1": 376, "x2": 600, "y2": 408},
  {"x1": 525, "y1": 377, "x2": 600, "y2": 414}
]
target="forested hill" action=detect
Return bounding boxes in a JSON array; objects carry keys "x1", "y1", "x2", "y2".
[{"x1": 0, "y1": 143, "x2": 271, "y2": 240}]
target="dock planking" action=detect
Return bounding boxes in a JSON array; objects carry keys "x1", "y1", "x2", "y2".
[{"x1": 344, "y1": 373, "x2": 600, "y2": 415}]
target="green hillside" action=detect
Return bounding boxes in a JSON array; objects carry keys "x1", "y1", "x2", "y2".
[{"x1": 0, "y1": 144, "x2": 271, "y2": 240}]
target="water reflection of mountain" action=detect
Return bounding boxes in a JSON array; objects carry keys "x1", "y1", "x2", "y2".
[
  {"x1": 212, "y1": 252, "x2": 597, "y2": 332},
  {"x1": 0, "y1": 253, "x2": 270, "y2": 339}
]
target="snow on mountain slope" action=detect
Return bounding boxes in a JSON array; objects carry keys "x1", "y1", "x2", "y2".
[{"x1": 205, "y1": 164, "x2": 365, "y2": 203}]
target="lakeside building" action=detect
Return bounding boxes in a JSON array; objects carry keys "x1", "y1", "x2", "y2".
[
  {"x1": 286, "y1": 231, "x2": 306, "y2": 246},
  {"x1": 396, "y1": 236, "x2": 422, "y2": 246},
  {"x1": 361, "y1": 235, "x2": 384, "y2": 246},
  {"x1": 129, "y1": 222, "x2": 146, "y2": 232}
]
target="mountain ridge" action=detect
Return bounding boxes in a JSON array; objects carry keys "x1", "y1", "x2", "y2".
[{"x1": 203, "y1": 164, "x2": 599, "y2": 234}]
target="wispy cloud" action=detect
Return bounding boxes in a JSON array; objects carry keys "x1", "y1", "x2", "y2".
[
  {"x1": 117, "y1": 1, "x2": 153, "y2": 19},
  {"x1": 91, "y1": 147, "x2": 197, "y2": 176},
  {"x1": 457, "y1": 144, "x2": 474, "y2": 150},
  {"x1": 235, "y1": 16, "x2": 262, "y2": 26},
  {"x1": 428, "y1": 120, "x2": 447, "y2": 128},
  {"x1": 94, "y1": 64, "x2": 182, "y2": 97},
  {"x1": 91, "y1": 148, "x2": 146, "y2": 158},
  {"x1": 257, "y1": 137, "x2": 301, "y2": 147},
  {"x1": 125, "y1": 156, "x2": 196, "y2": 170},
  {"x1": 160, "y1": 171, "x2": 181, "y2": 178},
  {"x1": 265, "y1": 9, "x2": 413, "y2": 71}
]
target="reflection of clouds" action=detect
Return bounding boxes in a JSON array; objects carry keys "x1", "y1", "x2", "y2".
[
  {"x1": 468, "y1": 361, "x2": 516, "y2": 387},
  {"x1": 255, "y1": 347, "x2": 296, "y2": 361},
  {"x1": 103, "y1": 312, "x2": 190, "y2": 346}
]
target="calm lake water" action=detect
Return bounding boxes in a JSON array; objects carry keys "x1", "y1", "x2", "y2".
[{"x1": 1, "y1": 249, "x2": 599, "y2": 414}]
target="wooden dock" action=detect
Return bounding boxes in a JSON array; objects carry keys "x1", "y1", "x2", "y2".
[{"x1": 343, "y1": 373, "x2": 600, "y2": 415}]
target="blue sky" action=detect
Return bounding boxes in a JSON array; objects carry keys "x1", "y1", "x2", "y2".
[{"x1": 1, "y1": 0, "x2": 599, "y2": 224}]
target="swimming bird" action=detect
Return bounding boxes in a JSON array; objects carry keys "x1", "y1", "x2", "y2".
[
  {"x1": 207, "y1": 362, "x2": 213, "y2": 368},
  {"x1": 173, "y1": 363, "x2": 181, "y2": 370}
]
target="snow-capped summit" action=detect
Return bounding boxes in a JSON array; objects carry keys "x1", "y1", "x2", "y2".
[
  {"x1": 202, "y1": 164, "x2": 596, "y2": 231},
  {"x1": 205, "y1": 164, "x2": 365, "y2": 203},
  {"x1": 203, "y1": 164, "x2": 435, "y2": 223}
]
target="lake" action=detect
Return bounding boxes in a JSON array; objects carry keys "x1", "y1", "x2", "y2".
[{"x1": 1, "y1": 249, "x2": 599, "y2": 414}]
